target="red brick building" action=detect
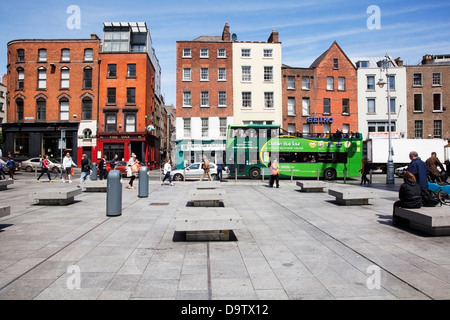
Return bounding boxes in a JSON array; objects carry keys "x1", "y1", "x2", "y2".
[
  {"x1": 282, "y1": 41, "x2": 358, "y2": 135},
  {"x1": 3, "y1": 35, "x2": 101, "y2": 164}
]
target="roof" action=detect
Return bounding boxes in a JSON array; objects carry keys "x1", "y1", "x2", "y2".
[
  {"x1": 191, "y1": 36, "x2": 223, "y2": 42},
  {"x1": 309, "y1": 41, "x2": 356, "y2": 70},
  {"x1": 349, "y1": 56, "x2": 397, "y2": 68}
]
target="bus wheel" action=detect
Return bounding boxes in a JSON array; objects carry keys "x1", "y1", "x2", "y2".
[
  {"x1": 249, "y1": 168, "x2": 261, "y2": 180},
  {"x1": 323, "y1": 168, "x2": 336, "y2": 180}
]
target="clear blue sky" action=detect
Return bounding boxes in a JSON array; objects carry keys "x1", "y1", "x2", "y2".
[{"x1": 1, "y1": 0, "x2": 450, "y2": 106}]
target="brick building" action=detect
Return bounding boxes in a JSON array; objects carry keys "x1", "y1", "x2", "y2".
[
  {"x1": 406, "y1": 54, "x2": 450, "y2": 141},
  {"x1": 3, "y1": 35, "x2": 101, "y2": 164}
]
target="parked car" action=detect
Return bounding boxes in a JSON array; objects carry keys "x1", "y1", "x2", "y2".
[
  {"x1": 394, "y1": 165, "x2": 408, "y2": 177},
  {"x1": 170, "y1": 162, "x2": 229, "y2": 181},
  {"x1": 20, "y1": 157, "x2": 62, "y2": 172}
]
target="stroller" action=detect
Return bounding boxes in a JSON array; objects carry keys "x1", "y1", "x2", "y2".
[{"x1": 427, "y1": 181, "x2": 450, "y2": 206}]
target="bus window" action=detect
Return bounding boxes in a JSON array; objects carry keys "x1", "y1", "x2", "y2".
[{"x1": 247, "y1": 129, "x2": 257, "y2": 138}]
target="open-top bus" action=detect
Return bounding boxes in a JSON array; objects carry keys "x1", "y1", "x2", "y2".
[{"x1": 226, "y1": 124, "x2": 363, "y2": 180}]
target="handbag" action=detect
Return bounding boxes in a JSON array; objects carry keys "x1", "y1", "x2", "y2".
[{"x1": 131, "y1": 164, "x2": 139, "y2": 173}]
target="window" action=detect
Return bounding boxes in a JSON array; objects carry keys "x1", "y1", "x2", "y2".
[
  {"x1": 16, "y1": 98, "x2": 24, "y2": 121},
  {"x1": 288, "y1": 124, "x2": 296, "y2": 134},
  {"x1": 82, "y1": 98, "x2": 92, "y2": 120},
  {"x1": 327, "y1": 77, "x2": 334, "y2": 90},
  {"x1": 287, "y1": 98, "x2": 295, "y2": 116},
  {"x1": 17, "y1": 68, "x2": 24, "y2": 90},
  {"x1": 414, "y1": 94, "x2": 423, "y2": 112},
  {"x1": 367, "y1": 76, "x2": 375, "y2": 90},
  {"x1": 183, "y1": 91, "x2": 191, "y2": 107},
  {"x1": 125, "y1": 114, "x2": 136, "y2": 132},
  {"x1": 107, "y1": 64, "x2": 117, "y2": 78},
  {"x1": 242, "y1": 92, "x2": 252, "y2": 108},
  {"x1": 107, "y1": 88, "x2": 116, "y2": 105},
  {"x1": 127, "y1": 64, "x2": 136, "y2": 77},
  {"x1": 183, "y1": 68, "x2": 191, "y2": 81},
  {"x1": 302, "y1": 77, "x2": 310, "y2": 90},
  {"x1": 413, "y1": 73, "x2": 422, "y2": 86},
  {"x1": 263, "y1": 49, "x2": 273, "y2": 58},
  {"x1": 368, "y1": 121, "x2": 396, "y2": 133},
  {"x1": 38, "y1": 49, "x2": 47, "y2": 62},
  {"x1": 61, "y1": 49, "x2": 70, "y2": 62},
  {"x1": 105, "y1": 113, "x2": 117, "y2": 132},
  {"x1": 60, "y1": 98, "x2": 69, "y2": 121},
  {"x1": 242, "y1": 66, "x2": 251, "y2": 82},
  {"x1": 184, "y1": 118, "x2": 191, "y2": 138},
  {"x1": 357, "y1": 61, "x2": 369, "y2": 68},
  {"x1": 303, "y1": 124, "x2": 310, "y2": 134},
  {"x1": 433, "y1": 93, "x2": 442, "y2": 111},
  {"x1": 218, "y1": 68, "x2": 226, "y2": 81},
  {"x1": 389, "y1": 98, "x2": 396, "y2": 113},
  {"x1": 83, "y1": 68, "x2": 92, "y2": 89},
  {"x1": 17, "y1": 49, "x2": 25, "y2": 62},
  {"x1": 127, "y1": 88, "x2": 136, "y2": 105},
  {"x1": 241, "y1": 49, "x2": 251, "y2": 57},
  {"x1": 201, "y1": 91, "x2": 209, "y2": 107},
  {"x1": 201, "y1": 118, "x2": 209, "y2": 137},
  {"x1": 264, "y1": 66, "x2": 273, "y2": 82},
  {"x1": 287, "y1": 76, "x2": 295, "y2": 89},
  {"x1": 218, "y1": 48, "x2": 226, "y2": 58},
  {"x1": 264, "y1": 92, "x2": 274, "y2": 109},
  {"x1": 333, "y1": 59, "x2": 339, "y2": 69},
  {"x1": 218, "y1": 91, "x2": 227, "y2": 107},
  {"x1": 432, "y1": 73, "x2": 442, "y2": 86},
  {"x1": 200, "y1": 48, "x2": 209, "y2": 58},
  {"x1": 414, "y1": 120, "x2": 423, "y2": 138},
  {"x1": 38, "y1": 68, "x2": 47, "y2": 89},
  {"x1": 219, "y1": 118, "x2": 227, "y2": 137},
  {"x1": 434, "y1": 120, "x2": 442, "y2": 138},
  {"x1": 83, "y1": 129, "x2": 92, "y2": 139},
  {"x1": 389, "y1": 75, "x2": 395, "y2": 90},
  {"x1": 342, "y1": 99, "x2": 349, "y2": 114},
  {"x1": 200, "y1": 68, "x2": 209, "y2": 81},
  {"x1": 338, "y1": 77, "x2": 345, "y2": 91},
  {"x1": 84, "y1": 49, "x2": 93, "y2": 62},
  {"x1": 367, "y1": 98, "x2": 376, "y2": 113},
  {"x1": 36, "y1": 98, "x2": 46, "y2": 121},
  {"x1": 183, "y1": 48, "x2": 191, "y2": 58},
  {"x1": 302, "y1": 98, "x2": 310, "y2": 116},
  {"x1": 323, "y1": 98, "x2": 331, "y2": 114},
  {"x1": 61, "y1": 68, "x2": 70, "y2": 89}
]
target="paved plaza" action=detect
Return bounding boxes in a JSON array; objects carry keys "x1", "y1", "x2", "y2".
[{"x1": 0, "y1": 172, "x2": 449, "y2": 300}]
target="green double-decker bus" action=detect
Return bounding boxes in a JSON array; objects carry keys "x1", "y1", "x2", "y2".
[{"x1": 226, "y1": 124, "x2": 363, "y2": 180}]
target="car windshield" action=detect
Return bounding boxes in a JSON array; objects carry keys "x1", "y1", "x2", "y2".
[{"x1": 49, "y1": 158, "x2": 60, "y2": 163}]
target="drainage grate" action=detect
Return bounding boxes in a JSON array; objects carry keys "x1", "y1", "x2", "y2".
[{"x1": 149, "y1": 203, "x2": 170, "y2": 206}]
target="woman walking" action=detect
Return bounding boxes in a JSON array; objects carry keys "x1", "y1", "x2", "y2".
[
  {"x1": 161, "y1": 158, "x2": 174, "y2": 186},
  {"x1": 126, "y1": 153, "x2": 139, "y2": 189},
  {"x1": 37, "y1": 155, "x2": 54, "y2": 183}
]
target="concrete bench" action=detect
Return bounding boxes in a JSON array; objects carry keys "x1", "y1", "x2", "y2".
[
  {"x1": 328, "y1": 186, "x2": 374, "y2": 205},
  {"x1": 0, "y1": 180, "x2": 14, "y2": 191},
  {"x1": 296, "y1": 181, "x2": 327, "y2": 192},
  {"x1": 194, "y1": 181, "x2": 221, "y2": 189},
  {"x1": 174, "y1": 207, "x2": 242, "y2": 241},
  {"x1": 188, "y1": 189, "x2": 227, "y2": 207},
  {"x1": 30, "y1": 188, "x2": 82, "y2": 205},
  {"x1": 82, "y1": 180, "x2": 107, "y2": 192},
  {"x1": 0, "y1": 206, "x2": 11, "y2": 218},
  {"x1": 393, "y1": 206, "x2": 450, "y2": 236}
]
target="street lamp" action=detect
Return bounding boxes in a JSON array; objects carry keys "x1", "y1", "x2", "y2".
[{"x1": 377, "y1": 54, "x2": 395, "y2": 184}]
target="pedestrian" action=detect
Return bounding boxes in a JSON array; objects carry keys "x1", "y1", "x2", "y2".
[
  {"x1": 110, "y1": 154, "x2": 119, "y2": 170},
  {"x1": 36, "y1": 155, "x2": 54, "y2": 183},
  {"x1": 98, "y1": 155, "x2": 108, "y2": 180},
  {"x1": 200, "y1": 155, "x2": 213, "y2": 181},
  {"x1": 269, "y1": 156, "x2": 279, "y2": 188},
  {"x1": 425, "y1": 152, "x2": 447, "y2": 183},
  {"x1": 393, "y1": 171, "x2": 422, "y2": 215},
  {"x1": 359, "y1": 157, "x2": 371, "y2": 185},
  {"x1": 79, "y1": 154, "x2": 91, "y2": 187},
  {"x1": 0, "y1": 160, "x2": 6, "y2": 180},
  {"x1": 62, "y1": 152, "x2": 76, "y2": 183},
  {"x1": 216, "y1": 156, "x2": 224, "y2": 182},
  {"x1": 161, "y1": 158, "x2": 174, "y2": 186},
  {"x1": 407, "y1": 151, "x2": 428, "y2": 190},
  {"x1": 126, "y1": 153, "x2": 139, "y2": 189},
  {"x1": 6, "y1": 155, "x2": 16, "y2": 180}
]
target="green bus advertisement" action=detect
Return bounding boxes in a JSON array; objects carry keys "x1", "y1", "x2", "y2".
[{"x1": 226, "y1": 124, "x2": 363, "y2": 180}]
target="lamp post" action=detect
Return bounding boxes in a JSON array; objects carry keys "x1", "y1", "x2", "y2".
[{"x1": 377, "y1": 54, "x2": 395, "y2": 184}]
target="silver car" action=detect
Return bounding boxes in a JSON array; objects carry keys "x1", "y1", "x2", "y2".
[
  {"x1": 171, "y1": 162, "x2": 230, "y2": 181},
  {"x1": 394, "y1": 165, "x2": 408, "y2": 177},
  {"x1": 20, "y1": 157, "x2": 62, "y2": 172}
]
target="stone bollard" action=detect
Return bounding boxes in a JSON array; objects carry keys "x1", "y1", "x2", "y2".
[
  {"x1": 91, "y1": 163, "x2": 98, "y2": 180},
  {"x1": 138, "y1": 166, "x2": 149, "y2": 198},
  {"x1": 106, "y1": 170, "x2": 122, "y2": 217}
]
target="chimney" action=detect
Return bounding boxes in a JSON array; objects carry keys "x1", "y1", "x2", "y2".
[
  {"x1": 91, "y1": 33, "x2": 100, "y2": 40},
  {"x1": 395, "y1": 57, "x2": 403, "y2": 66},
  {"x1": 222, "y1": 23, "x2": 230, "y2": 41},
  {"x1": 421, "y1": 54, "x2": 433, "y2": 65},
  {"x1": 268, "y1": 29, "x2": 279, "y2": 43}
]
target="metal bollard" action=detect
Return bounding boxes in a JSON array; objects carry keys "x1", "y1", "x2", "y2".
[
  {"x1": 138, "y1": 166, "x2": 149, "y2": 198},
  {"x1": 91, "y1": 163, "x2": 98, "y2": 180},
  {"x1": 106, "y1": 170, "x2": 122, "y2": 217}
]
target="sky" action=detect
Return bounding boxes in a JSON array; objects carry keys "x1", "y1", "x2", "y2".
[{"x1": 1, "y1": 0, "x2": 450, "y2": 107}]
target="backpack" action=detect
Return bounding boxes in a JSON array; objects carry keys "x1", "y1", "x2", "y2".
[{"x1": 421, "y1": 189, "x2": 440, "y2": 207}]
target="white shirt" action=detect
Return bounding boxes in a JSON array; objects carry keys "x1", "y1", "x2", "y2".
[{"x1": 164, "y1": 163, "x2": 172, "y2": 175}]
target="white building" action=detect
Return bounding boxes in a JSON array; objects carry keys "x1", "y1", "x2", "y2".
[
  {"x1": 350, "y1": 56, "x2": 408, "y2": 141},
  {"x1": 0, "y1": 83, "x2": 6, "y2": 125}
]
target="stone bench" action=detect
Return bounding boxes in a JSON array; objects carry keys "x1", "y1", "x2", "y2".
[
  {"x1": 296, "y1": 181, "x2": 327, "y2": 192},
  {"x1": 393, "y1": 206, "x2": 450, "y2": 236},
  {"x1": 174, "y1": 207, "x2": 241, "y2": 241},
  {"x1": 0, "y1": 180, "x2": 14, "y2": 191},
  {"x1": 30, "y1": 188, "x2": 82, "y2": 205},
  {"x1": 328, "y1": 186, "x2": 374, "y2": 205},
  {"x1": 188, "y1": 189, "x2": 227, "y2": 207},
  {"x1": 82, "y1": 180, "x2": 107, "y2": 192},
  {"x1": 193, "y1": 181, "x2": 221, "y2": 190},
  {"x1": 0, "y1": 206, "x2": 11, "y2": 218}
]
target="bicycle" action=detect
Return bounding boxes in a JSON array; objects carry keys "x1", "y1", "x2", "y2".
[
  {"x1": 50, "y1": 166, "x2": 64, "y2": 181},
  {"x1": 427, "y1": 181, "x2": 450, "y2": 206}
]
